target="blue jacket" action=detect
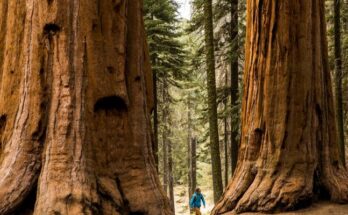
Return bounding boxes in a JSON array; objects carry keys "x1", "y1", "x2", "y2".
[{"x1": 190, "y1": 192, "x2": 206, "y2": 208}]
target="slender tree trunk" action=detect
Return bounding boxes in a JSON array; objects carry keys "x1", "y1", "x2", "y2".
[
  {"x1": 162, "y1": 138, "x2": 168, "y2": 194},
  {"x1": 187, "y1": 97, "x2": 193, "y2": 198},
  {"x1": 224, "y1": 70, "x2": 229, "y2": 187},
  {"x1": 230, "y1": 0, "x2": 239, "y2": 176},
  {"x1": 162, "y1": 80, "x2": 169, "y2": 194},
  {"x1": 204, "y1": 0, "x2": 224, "y2": 203},
  {"x1": 153, "y1": 59, "x2": 159, "y2": 171},
  {"x1": 213, "y1": 0, "x2": 348, "y2": 214},
  {"x1": 168, "y1": 138, "x2": 175, "y2": 213},
  {"x1": 224, "y1": 119, "x2": 229, "y2": 187},
  {"x1": 344, "y1": 0, "x2": 348, "y2": 32},
  {"x1": 148, "y1": 12, "x2": 159, "y2": 172},
  {"x1": 191, "y1": 137, "x2": 197, "y2": 197},
  {"x1": 187, "y1": 95, "x2": 197, "y2": 198},
  {"x1": 334, "y1": 0, "x2": 346, "y2": 166},
  {"x1": 0, "y1": 1, "x2": 172, "y2": 214}
]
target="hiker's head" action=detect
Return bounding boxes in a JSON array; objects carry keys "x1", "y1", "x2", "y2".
[{"x1": 195, "y1": 188, "x2": 201, "y2": 193}]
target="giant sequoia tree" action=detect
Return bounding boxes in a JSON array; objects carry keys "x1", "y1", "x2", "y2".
[
  {"x1": 212, "y1": 0, "x2": 348, "y2": 213},
  {"x1": 0, "y1": 1, "x2": 172, "y2": 214}
]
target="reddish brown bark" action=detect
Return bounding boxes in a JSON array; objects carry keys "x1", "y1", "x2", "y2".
[
  {"x1": 212, "y1": 0, "x2": 348, "y2": 214},
  {"x1": 0, "y1": 1, "x2": 171, "y2": 214}
]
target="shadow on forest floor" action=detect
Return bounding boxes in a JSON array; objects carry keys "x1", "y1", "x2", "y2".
[{"x1": 236, "y1": 202, "x2": 348, "y2": 215}]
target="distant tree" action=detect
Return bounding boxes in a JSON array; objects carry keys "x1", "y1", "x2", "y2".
[
  {"x1": 168, "y1": 142, "x2": 175, "y2": 212},
  {"x1": 214, "y1": 0, "x2": 244, "y2": 177},
  {"x1": 204, "y1": 0, "x2": 224, "y2": 203},
  {"x1": 229, "y1": 0, "x2": 239, "y2": 175},
  {"x1": 334, "y1": 0, "x2": 346, "y2": 166},
  {"x1": 224, "y1": 71, "x2": 229, "y2": 186},
  {"x1": 168, "y1": 136, "x2": 175, "y2": 212},
  {"x1": 187, "y1": 96, "x2": 193, "y2": 196},
  {"x1": 162, "y1": 81, "x2": 169, "y2": 193},
  {"x1": 144, "y1": 0, "x2": 185, "y2": 170},
  {"x1": 183, "y1": 31, "x2": 208, "y2": 197},
  {"x1": 187, "y1": 95, "x2": 196, "y2": 197},
  {"x1": 190, "y1": 137, "x2": 197, "y2": 196}
]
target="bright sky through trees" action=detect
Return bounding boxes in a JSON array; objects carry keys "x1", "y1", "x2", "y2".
[{"x1": 177, "y1": 0, "x2": 191, "y2": 19}]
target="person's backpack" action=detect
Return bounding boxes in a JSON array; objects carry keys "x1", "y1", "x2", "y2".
[{"x1": 189, "y1": 194, "x2": 197, "y2": 213}]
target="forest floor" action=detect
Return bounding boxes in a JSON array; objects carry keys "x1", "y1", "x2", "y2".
[
  {"x1": 173, "y1": 149, "x2": 348, "y2": 215},
  {"x1": 174, "y1": 185, "x2": 348, "y2": 215}
]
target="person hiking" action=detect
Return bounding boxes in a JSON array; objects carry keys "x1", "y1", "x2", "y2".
[{"x1": 189, "y1": 188, "x2": 206, "y2": 215}]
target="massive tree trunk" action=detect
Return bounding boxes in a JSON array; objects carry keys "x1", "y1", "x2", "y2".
[
  {"x1": 0, "y1": 1, "x2": 172, "y2": 214},
  {"x1": 212, "y1": 0, "x2": 348, "y2": 214},
  {"x1": 203, "y1": 0, "x2": 224, "y2": 203},
  {"x1": 230, "y1": 0, "x2": 239, "y2": 176},
  {"x1": 334, "y1": 0, "x2": 345, "y2": 166}
]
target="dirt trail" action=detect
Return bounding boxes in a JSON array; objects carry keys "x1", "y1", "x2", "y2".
[
  {"x1": 175, "y1": 185, "x2": 214, "y2": 215},
  {"x1": 174, "y1": 185, "x2": 348, "y2": 215}
]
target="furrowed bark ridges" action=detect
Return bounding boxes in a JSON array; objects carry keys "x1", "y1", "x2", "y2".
[
  {"x1": 0, "y1": 0, "x2": 172, "y2": 214},
  {"x1": 212, "y1": 0, "x2": 348, "y2": 214},
  {"x1": 0, "y1": 1, "x2": 42, "y2": 214}
]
